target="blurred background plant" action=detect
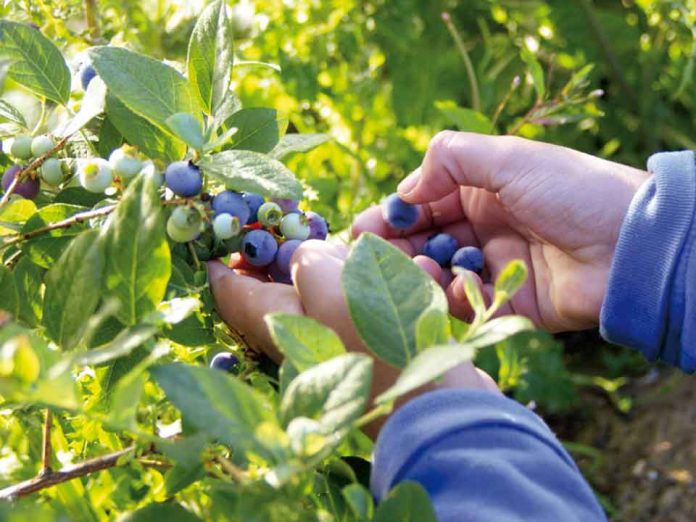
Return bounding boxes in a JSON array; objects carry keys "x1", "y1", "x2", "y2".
[{"x1": 1, "y1": 0, "x2": 694, "y2": 519}]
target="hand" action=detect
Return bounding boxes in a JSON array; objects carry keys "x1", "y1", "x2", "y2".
[
  {"x1": 353, "y1": 132, "x2": 649, "y2": 332},
  {"x1": 208, "y1": 240, "x2": 499, "y2": 436}
]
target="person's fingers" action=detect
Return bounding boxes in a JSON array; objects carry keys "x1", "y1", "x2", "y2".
[
  {"x1": 413, "y1": 255, "x2": 443, "y2": 284},
  {"x1": 228, "y1": 253, "x2": 269, "y2": 281},
  {"x1": 208, "y1": 261, "x2": 303, "y2": 361},
  {"x1": 352, "y1": 190, "x2": 466, "y2": 239},
  {"x1": 398, "y1": 132, "x2": 530, "y2": 204},
  {"x1": 440, "y1": 362, "x2": 501, "y2": 394}
]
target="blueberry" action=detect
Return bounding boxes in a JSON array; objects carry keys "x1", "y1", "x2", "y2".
[
  {"x1": 280, "y1": 213, "x2": 310, "y2": 240},
  {"x1": 210, "y1": 352, "x2": 239, "y2": 372},
  {"x1": 2, "y1": 165, "x2": 40, "y2": 200},
  {"x1": 109, "y1": 147, "x2": 143, "y2": 179},
  {"x1": 213, "y1": 213, "x2": 242, "y2": 240},
  {"x1": 242, "y1": 229, "x2": 278, "y2": 266},
  {"x1": 258, "y1": 201, "x2": 283, "y2": 227},
  {"x1": 242, "y1": 192, "x2": 265, "y2": 224},
  {"x1": 40, "y1": 158, "x2": 64, "y2": 186},
  {"x1": 422, "y1": 233, "x2": 459, "y2": 267},
  {"x1": 267, "y1": 262, "x2": 292, "y2": 285},
  {"x1": 273, "y1": 198, "x2": 299, "y2": 213},
  {"x1": 211, "y1": 190, "x2": 250, "y2": 224},
  {"x1": 305, "y1": 211, "x2": 329, "y2": 240},
  {"x1": 383, "y1": 193, "x2": 419, "y2": 230},
  {"x1": 10, "y1": 136, "x2": 33, "y2": 160},
  {"x1": 165, "y1": 161, "x2": 202, "y2": 197},
  {"x1": 80, "y1": 63, "x2": 97, "y2": 91},
  {"x1": 451, "y1": 246, "x2": 484, "y2": 274},
  {"x1": 30, "y1": 135, "x2": 55, "y2": 157},
  {"x1": 268, "y1": 239, "x2": 302, "y2": 284},
  {"x1": 78, "y1": 158, "x2": 113, "y2": 193}
]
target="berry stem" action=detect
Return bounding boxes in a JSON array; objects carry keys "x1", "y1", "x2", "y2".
[
  {"x1": 40, "y1": 410, "x2": 53, "y2": 477},
  {"x1": 84, "y1": 0, "x2": 102, "y2": 41},
  {"x1": 442, "y1": 12, "x2": 481, "y2": 113},
  {"x1": 0, "y1": 135, "x2": 71, "y2": 209}
]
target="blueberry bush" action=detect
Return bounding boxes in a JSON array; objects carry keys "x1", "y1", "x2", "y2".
[{"x1": 0, "y1": 0, "x2": 694, "y2": 519}]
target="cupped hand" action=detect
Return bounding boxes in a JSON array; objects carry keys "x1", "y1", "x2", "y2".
[{"x1": 353, "y1": 132, "x2": 649, "y2": 332}]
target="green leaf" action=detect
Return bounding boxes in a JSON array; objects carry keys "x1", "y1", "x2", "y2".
[
  {"x1": 105, "y1": 93, "x2": 185, "y2": 162},
  {"x1": 377, "y1": 316, "x2": 534, "y2": 404},
  {"x1": 125, "y1": 503, "x2": 201, "y2": 522},
  {"x1": 374, "y1": 482, "x2": 436, "y2": 522},
  {"x1": 270, "y1": 133, "x2": 330, "y2": 160},
  {"x1": 199, "y1": 149, "x2": 303, "y2": 199},
  {"x1": 0, "y1": 20, "x2": 70, "y2": 104},
  {"x1": 265, "y1": 314, "x2": 345, "y2": 372},
  {"x1": 96, "y1": 116, "x2": 123, "y2": 158},
  {"x1": 150, "y1": 364, "x2": 279, "y2": 459},
  {"x1": 280, "y1": 353, "x2": 372, "y2": 432},
  {"x1": 187, "y1": 0, "x2": 234, "y2": 114},
  {"x1": 21, "y1": 203, "x2": 88, "y2": 269},
  {"x1": 89, "y1": 46, "x2": 202, "y2": 133},
  {"x1": 342, "y1": 233, "x2": 447, "y2": 368},
  {"x1": 342, "y1": 484, "x2": 374, "y2": 522},
  {"x1": 166, "y1": 112, "x2": 205, "y2": 150},
  {"x1": 165, "y1": 463, "x2": 206, "y2": 497},
  {"x1": 107, "y1": 369, "x2": 147, "y2": 430},
  {"x1": 13, "y1": 256, "x2": 43, "y2": 327},
  {"x1": 224, "y1": 108, "x2": 280, "y2": 153},
  {"x1": 521, "y1": 47, "x2": 546, "y2": 100},
  {"x1": 435, "y1": 100, "x2": 493, "y2": 134},
  {"x1": 493, "y1": 259, "x2": 528, "y2": 305},
  {"x1": 0, "y1": 99, "x2": 27, "y2": 128},
  {"x1": 103, "y1": 175, "x2": 171, "y2": 325},
  {"x1": 55, "y1": 77, "x2": 107, "y2": 138},
  {"x1": 0, "y1": 198, "x2": 36, "y2": 235},
  {"x1": 43, "y1": 230, "x2": 105, "y2": 350},
  {"x1": 415, "y1": 308, "x2": 451, "y2": 351},
  {"x1": 0, "y1": 265, "x2": 19, "y2": 317},
  {"x1": 73, "y1": 325, "x2": 157, "y2": 367},
  {"x1": 458, "y1": 270, "x2": 486, "y2": 320}
]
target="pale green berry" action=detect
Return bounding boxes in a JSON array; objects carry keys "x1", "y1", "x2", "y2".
[
  {"x1": 40, "y1": 158, "x2": 64, "y2": 186},
  {"x1": 31, "y1": 135, "x2": 55, "y2": 157},
  {"x1": 10, "y1": 136, "x2": 33, "y2": 160},
  {"x1": 166, "y1": 213, "x2": 201, "y2": 243},
  {"x1": 78, "y1": 158, "x2": 114, "y2": 193},
  {"x1": 280, "y1": 213, "x2": 310, "y2": 240},
  {"x1": 213, "y1": 213, "x2": 241, "y2": 240},
  {"x1": 170, "y1": 205, "x2": 202, "y2": 230},
  {"x1": 258, "y1": 202, "x2": 283, "y2": 227},
  {"x1": 109, "y1": 146, "x2": 143, "y2": 179}
]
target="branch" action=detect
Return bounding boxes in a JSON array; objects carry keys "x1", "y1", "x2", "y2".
[
  {"x1": 0, "y1": 136, "x2": 71, "y2": 209},
  {"x1": 84, "y1": 0, "x2": 101, "y2": 41},
  {"x1": 40, "y1": 410, "x2": 53, "y2": 476},
  {"x1": 2, "y1": 204, "x2": 116, "y2": 248},
  {"x1": 442, "y1": 12, "x2": 481, "y2": 113},
  {"x1": 0, "y1": 445, "x2": 135, "y2": 500}
]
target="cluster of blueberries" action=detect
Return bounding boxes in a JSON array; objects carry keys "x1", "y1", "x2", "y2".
[{"x1": 382, "y1": 193, "x2": 485, "y2": 274}]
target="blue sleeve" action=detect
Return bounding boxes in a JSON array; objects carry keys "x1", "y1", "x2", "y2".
[
  {"x1": 370, "y1": 389, "x2": 606, "y2": 521},
  {"x1": 600, "y1": 151, "x2": 696, "y2": 371}
]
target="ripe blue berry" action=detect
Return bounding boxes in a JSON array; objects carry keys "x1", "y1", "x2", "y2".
[
  {"x1": 165, "y1": 161, "x2": 202, "y2": 197},
  {"x1": 10, "y1": 136, "x2": 33, "y2": 160},
  {"x1": 210, "y1": 352, "x2": 239, "y2": 372},
  {"x1": 213, "y1": 213, "x2": 242, "y2": 240},
  {"x1": 269, "y1": 239, "x2": 302, "y2": 284},
  {"x1": 109, "y1": 147, "x2": 143, "y2": 179},
  {"x1": 422, "y1": 233, "x2": 459, "y2": 267},
  {"x1": 242, "y1": 229, "x2": 278, "y2": 267},
  {"x1": 273, "y1": 198, "x2": 299, "y2": 213},
  {"x1": 212, "y1": 190, "x2": 250, "y2": 224},
  {"x1": 280, "y1": 213, "x2": 310, "y2": 240},
  {"x1": 258, "y1": 201, "x2": 283, "y2": 227},
  {"x1": 80, "y1": 63, "x2": 97, "y2": 90},
  {"x1": 2, "y1": 165, "x2": 40, "y2": 200},
  {"x1": 451, "y1": 246, "x2": 484, "y2": 274},
  {"x1": 78, "y1": 158, "x2": 114, "y2": 193},
  {"x1": 383, "y1": 193, "x2": 419, "y2": 230},
  {"x1": 40, "y1": 158, "x2": 64, "y2": 186},
  {"x1": 30, "y1": 135, "x2": 55, "y2": 157},
  {"x1": 305, "y1": 211, "x2": 329, "y2": 240},
  {"x1": 242, "y1": 192, "x2": 265, "y2": 224}
]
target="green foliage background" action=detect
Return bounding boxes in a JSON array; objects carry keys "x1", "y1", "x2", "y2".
[{"x1": 0, "y1": 0, "x2": 694, "y2": 519}]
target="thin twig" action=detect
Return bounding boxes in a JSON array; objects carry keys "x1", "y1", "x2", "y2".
[
  {"x1": 0, "y1": 135, "x2": 71, "y2": 208},
  {"x1": 213, "y1": 456, "x2": 246, "y2": 484},
  {"x1": 40, "y1": 410, "x2": 53, "y2": 476},
  {"x1": 1, "y1": 204, "x2": 116, "y2": 248},
  {"x1": 84, "y1": 0, "x2": 101, "y2": 41},
  {"x1": 442, "y1": 12, "x2": 481, "y2": 112}
]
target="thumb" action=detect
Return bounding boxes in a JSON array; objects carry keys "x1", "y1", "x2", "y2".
[{"x1": 398, "y1": 132, "x2": 520, "y2": 204}]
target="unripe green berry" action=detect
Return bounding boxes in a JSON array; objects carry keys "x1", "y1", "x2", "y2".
[
  {"x1": 31, "y1": 135, "x2": 55, "y2": 157},
  {"x1": 10, "y1": 136, "x2": 33, "y2": 160},
  {"x1": 109, "y1": 146, "x2": 143, "y2": 179},
  {"x1": 166, "y1": 212, "x2": 201, "y2": 243},
  {"x1": 258, "y1": 202, "x2": 283, "y2": 227},
  {"x1": 78, "y1": 158, "x2": 114, "y2": 193},
  {"x1": 40, "y1": 158, "x2": 63, "y2": 186},
  {"x1": 170, "y1": 205, "x2": 202, "y2": 230},
  {"x1": 213, "y1": 213, "x2": 241, "y2": 240},
  {"x1": 280, "y1": 213, "x2": 310, "y2": 240}
]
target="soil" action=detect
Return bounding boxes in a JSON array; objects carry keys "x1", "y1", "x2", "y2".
[{"x1": 551, "y1": 368, "x2": 696, "y2": 522}]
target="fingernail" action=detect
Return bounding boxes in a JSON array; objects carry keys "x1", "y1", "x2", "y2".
[
  {"x1": 397, "y1": 168, "x2": 421, "y2": 197},
  {"x1": 452, "y1": 274, "x2": 466, "y2": 301}
]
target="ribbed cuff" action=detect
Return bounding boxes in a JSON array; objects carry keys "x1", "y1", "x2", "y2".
[
  {"x1": 370, "y1": 389, "x2": 577, "y2": 501},
  {"x1": 600, "y1": 151, "x2": 696, "y2": 367}
]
